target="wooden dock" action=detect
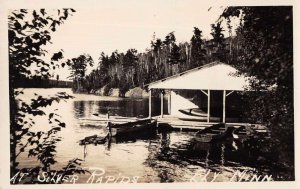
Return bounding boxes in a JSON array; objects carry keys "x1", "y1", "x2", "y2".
[{"x1": 154, "y1": 115, "x2": 267, "y2": 132}]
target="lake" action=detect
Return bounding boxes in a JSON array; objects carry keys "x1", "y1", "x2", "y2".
[{"x1": 15, "y1": 88, "x2": 293, "y2": 183}]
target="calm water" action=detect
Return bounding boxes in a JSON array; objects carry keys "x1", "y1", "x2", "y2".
[{"x1": 16, "y1": 88, "x2": 292, "y2": 183}]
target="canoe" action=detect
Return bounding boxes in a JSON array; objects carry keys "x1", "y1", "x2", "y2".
[
  {"x1": 178, "y1": 112, "x2": 220, "y2": 122},
  {"x1": 232, "y1": 125, "x2": 255, "y2": 141},
  {"x1": 178, "y1": 108, "x2": 207, "y2": 117},
  {"x1": 194, "y1": 123, "x2": 234, "y2": 143},
  {"x1": 177, "y1": 108, "x2": 222, "y2": 122}
]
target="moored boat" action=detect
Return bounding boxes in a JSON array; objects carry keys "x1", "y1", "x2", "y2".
[
  {"x1": 110, "y1": 119, "x2": 157, "y2": 137},
  {"x1": 177, "y1": 108, "x2": 221, "y2": 122},
  {"x1": 178, "y1": 112, "x2": 220, "y2": 122},
  {"x1": 194, "y1": 123, "x2": 234, "y2": 143},
  {"x1": 79, "y1": 119, "x2": 157, "y2": 145},
  {"x1": 79, "y1": 114, "x2": 140, "y2": 127},
  {"x1": 110, "y1": 118, "x2": 151, "y2": 128},
  {"x1": 178, "y1": 108, "x2": 207, "y2": 117}
]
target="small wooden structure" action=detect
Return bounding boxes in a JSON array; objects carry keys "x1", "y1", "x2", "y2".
[{"x1": 147, "y1": 61, "x2": 254, "y2": 127}]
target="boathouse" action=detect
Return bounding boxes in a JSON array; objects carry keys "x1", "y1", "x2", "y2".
[{"x1": 147, "y1": 61, "x2": 256, "y2": 129}]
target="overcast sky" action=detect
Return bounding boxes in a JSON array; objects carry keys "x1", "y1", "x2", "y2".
[{"x1": 42, "y1": 2, "x2": 239, "y2": 80}]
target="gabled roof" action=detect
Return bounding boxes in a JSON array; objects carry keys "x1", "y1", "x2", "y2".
[{"x1": 147, "y1": 61, "x2": 250, "y2": 91}]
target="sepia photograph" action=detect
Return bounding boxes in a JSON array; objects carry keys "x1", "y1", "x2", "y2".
[{"x1": 1, "y1": 1, "x2": 298, "y2": 187}]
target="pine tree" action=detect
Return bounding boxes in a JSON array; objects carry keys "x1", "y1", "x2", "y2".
[
  {"x1": 210, "y1": 21, "x2": 228, "y2": 62},
  {"x1": 190, "y1": 27, "x2": 207, "y2": 68}
]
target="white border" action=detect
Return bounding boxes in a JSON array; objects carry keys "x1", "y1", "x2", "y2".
[{"x1": 0, "y1": 0, "x2": 299, "y2": 189}]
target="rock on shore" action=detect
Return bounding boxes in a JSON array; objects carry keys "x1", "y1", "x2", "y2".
[
  {"x1": 125, "y1": 87, "x2": 149, "y2": 98},
  {"x1": 91, "y1": 86, "x2": 148, "y2": 98}
]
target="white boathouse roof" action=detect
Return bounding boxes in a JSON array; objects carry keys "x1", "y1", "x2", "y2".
[{"x1": 148, "y1": 62, "x2": 250, "y2": 91}]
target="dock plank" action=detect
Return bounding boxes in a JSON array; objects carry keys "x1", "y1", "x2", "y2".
[{"x1": 154, "y1": 115, "x2": 267, "y2": 132}]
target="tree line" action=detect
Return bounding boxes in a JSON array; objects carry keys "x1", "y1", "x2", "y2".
[{"x1": 70, "y1": 23, "x2": 236, "y2": 96}]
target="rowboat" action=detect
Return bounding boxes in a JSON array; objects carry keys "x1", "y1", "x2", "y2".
[
  {"x1": 79, "y1": 113, "x2": 140, "y2": 127},
  {"x1": 232, "y1": 125, "x2": 255, "y2": 141},
  {"x1": 79, "y1": 119, "x2": 157, "y2": 145},
  {"x1": 194, "y1": 123, "x2": 234, "y2": 143},
  {"x1": 110, "y1": 118, "x2": 151, "y2": 129},
  {"x1": 110, "y1": 119, "x2": 157, "y2": 137}
]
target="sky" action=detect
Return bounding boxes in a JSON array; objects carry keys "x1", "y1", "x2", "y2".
[{"x1": 42, "y1": 2, "x2": 239, "y2": 80}]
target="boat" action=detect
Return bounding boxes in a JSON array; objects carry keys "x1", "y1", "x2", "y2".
[
  {"x1": 178, "y1": 112, "x2": 220, "y2": 122},
  {"x1": 110, "y1": 118, "x2": 151, "y2": 129},
  {"x1": 110, "y1": 119, "x2": 157, "y2": 137},
  {"x1": 177, "y1": 108, "x2": 221, "y2": 122},
  {"x1": 178, "y1": 108, "x2": 207, "y2": 117},
  {"x1": 79, "y1": 119, "x2": 157, "y2": 146},
  {"x1": 232, "y1": 125, "x2": 255, "y2": 141},
  {"x1": 194, "y1": 123, "x2": 234, "y2": 143},
  {"x1": 79, "y1": 113, "x2": 140, "y2": 127}
]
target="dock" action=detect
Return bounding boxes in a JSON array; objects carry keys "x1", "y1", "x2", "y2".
[{"x1": 153, "y1": 115, "x2": 267, "y2": 132}]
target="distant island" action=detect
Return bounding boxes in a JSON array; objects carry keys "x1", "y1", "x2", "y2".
[{"x1": 14, "y1": 77, "x2": 73, "y2": 88}]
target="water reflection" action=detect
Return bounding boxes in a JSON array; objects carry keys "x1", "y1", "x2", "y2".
[
  {"x1": 79, "y1": 127, "x2": 287, "y2": 182},
  {"x1": 73, "y1": 98, "x2": 167, "y2": 118},
  {"x1": 17, "y1": 89, "x2": 293, "y2": 182}
]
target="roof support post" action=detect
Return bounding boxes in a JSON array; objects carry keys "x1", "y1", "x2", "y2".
[
  {"x1": 160, "y1": 90, "x2": 164, "y2": 118},
  {"x1": 207, "y1": 90, "x2": 210, "y2": 123},
  {"x1": 223, "y1": 90, "x2": 226, "y2": 123},
  {"x1": 168, "y1": 90, "x2": 171, "y2": 114},
  {"x1": 149, "y1": 89, "x2": 152, "y2": 118}
]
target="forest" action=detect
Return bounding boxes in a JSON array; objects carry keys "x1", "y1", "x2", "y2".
[{"x1": 70, "y1": 23, "x2": 237, "y2": 96}]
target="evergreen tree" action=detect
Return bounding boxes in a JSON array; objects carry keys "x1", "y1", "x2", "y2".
[
  {"x1": 190, "y1": 27, "x2": 207, "y2": 68},
  {"x1": 123, "y1": 49, "x2": 138, "y2": 87},
  {"x1": 210, "y1": 21, "x2": 228, "y2": 62},
  {"x1": 163, "y1": 32, "x2": 176, "y2": 76},
  {"x1": 68, "y1": 54, "x2": 94, "y2": 92},
  {"x1": 168, "y1": 43, "x2": 182, "y2": 75}
]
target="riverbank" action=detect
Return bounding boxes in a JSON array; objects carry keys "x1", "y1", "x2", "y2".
[{"x1": 81, "y1": 87, "x2": 150, "y2": 98}]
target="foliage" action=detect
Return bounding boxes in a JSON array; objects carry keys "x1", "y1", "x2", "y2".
[
  {"x1": 9, "y1": 9, "x2": 87, "y2": 184},
  {"x1": 221, "y1": 6, "x2": 294, "y2": 168},
  {"x1": 66, "y1": 54, "x2": 94, "y2": 92},
  {"x1": 8, "y1": 9, "x2": 75, "y2": 83}
]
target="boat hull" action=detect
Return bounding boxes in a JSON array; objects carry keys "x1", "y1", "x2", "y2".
[
  {"x1": 178, "y1": 108, "x2": 207, "y2": 117},
  {"x1": 79, "y1": 119, "x2": 158, "y2": 145},
  {"x1": 178, "y1": 109, "x2": 220, "y2": 122},
  {"x1": 110, "y1": 119, "x2": 157, "y2": 137}
]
